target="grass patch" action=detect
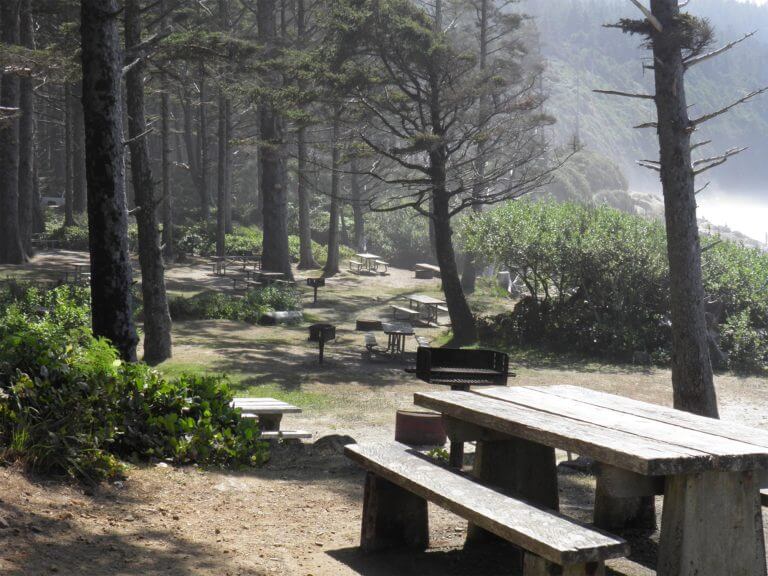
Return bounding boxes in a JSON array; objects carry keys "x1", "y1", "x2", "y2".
[{"x1": 234, "y1": 382, "x2": 333, "y2": 411}]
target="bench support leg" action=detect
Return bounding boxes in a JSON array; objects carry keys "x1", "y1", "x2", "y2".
[
  {"x1": 594, "y1": 464, "x2": 659, "y2": 531},
  {"x1": 466, "y1": 437, "x2": 558, "y2": 553},
  {"x1": 259, "y1": 414, "x2": 283, "y2": 432},
  {"x1": 657, "y1": 470, "x2": 766, "y2": 576},
  {"x1": 524, "y1": 555, "x2": 605, "y2": 576},
  {"x1": 361, "y1": 472, "x2": 429, "y2": 552}
]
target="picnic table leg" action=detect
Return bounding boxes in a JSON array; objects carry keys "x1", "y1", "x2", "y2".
[
  {"x1": 657, "y1": 470, "x2": 766, "y2": 576},
  {"x1": 594, "y1": 464, "x2": 659, "y2": 531},
  {"x1": 259, "y1": 414, "x2": 283, "y2": 432},
  {"x1": 361, "y1": 472, "x2": 429, "y2": 552},
  {"x1": 447, "y1": 384, "x2": 469, "y2": 469}
]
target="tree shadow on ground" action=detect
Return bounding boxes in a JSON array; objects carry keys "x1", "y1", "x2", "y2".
[{"x1": 0, "y1": 499, "x2": 247, "y2": 576}]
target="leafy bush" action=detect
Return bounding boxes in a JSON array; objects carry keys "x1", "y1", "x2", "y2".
[
  {"x1": 465, "y1": 200, "x2": 768, "y2": 371},
  {"x1": 168, "y1": 285, "x2": 301, "y2": 324},
  {"x1": 0, "y1": 286, "x2": 268, "y2": 483}
]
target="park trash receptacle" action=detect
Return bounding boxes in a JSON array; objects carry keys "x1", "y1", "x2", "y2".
[{"x1": 395, "y1": 410, "x2": 447, "y2": 446}]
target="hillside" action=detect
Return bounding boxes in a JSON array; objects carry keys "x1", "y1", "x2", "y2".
[{"x1": 526, "y1": 0, "x2": 768, "y2": 194}]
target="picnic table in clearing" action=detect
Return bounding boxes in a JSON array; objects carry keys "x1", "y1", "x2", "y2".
[
  {"x1": 230, "y1": 397, "x2": 311, "y2": 440},
  {"x1": 351, "y1": 253, "x2": 387, "y2": 274},
  {"x1": 382, "y1": 322, "x2": 414, "y2": 359},
  {"x1": 404, "y1": 293, "x2": 447, "y2": 325},
  {"x1": 414, "y1": 384, "x2": 768, "y2": 576}
]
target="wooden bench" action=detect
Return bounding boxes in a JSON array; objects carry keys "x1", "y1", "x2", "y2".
[
  {"x1": 762, "y1": 489, "x2": 768, "y2": 506},
  {"x1": 231, "y1": 397, "x2": 311, "y2": 440},
  {"x1": 345, "y1": 442, "x2": 629, "y2": 575},
  {"x1": 374, "y1": 260, "x2": 389, "y2": 273},
  {"x1": 349, "y1": 259, "x2": 363, "y2": 273},
  {"x1": 391, "y1": 305, "x2": 420, "y2": 321},
  {"x1": 415, "y1": 263, "x2": 441, "y2": 279}
]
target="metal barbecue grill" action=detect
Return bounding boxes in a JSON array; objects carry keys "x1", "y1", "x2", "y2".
[{"x1": 415, "y1": 348, "x2": 509, "y2": 388}]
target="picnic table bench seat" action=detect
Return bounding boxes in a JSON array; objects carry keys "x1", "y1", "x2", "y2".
[
  {"x1": 762, "y1": 489, "x2": 768, "y2": 506},
  {"x1": 345, "y1": 442, "x2": 628, "y2": 575},
  {"x1": 391, "y1": 305, "x2": 420, "y2": 320},
  {"x1": 374, "y1": 260, "x2": 389, "y2": 273},
  {"x1": 231, "y1": 397, "x2": 310, "y2": 440},
  {"x1": 414, "y1": 263, "x2": 441, "y2": 279},
  {"x1": 349, "y1": 259, "x2": 363, "y2": 273}
]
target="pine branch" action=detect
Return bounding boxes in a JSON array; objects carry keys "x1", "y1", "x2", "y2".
[
  {"x1": 691, "y1": 87, "x2": 768, "y2": 126},
  {"x1": 693, "y1": 147, "x2": 747, "y2": 175},
  {"x1": 684, "y1": 31, "x2": 756, "y2": 69},
  {"x1": 593, "y1": 89, "x2": 654, "y2": 100},
  {"x1": 690, "y1": 139, "x2": 711, "y2": 151},
  {"x1": 627, "y1": 0, "x2": 663, "y2": 33},
  {"x1": 637, "y1": 160, "x2": 661, "y2": 172},
  {"x1": 694, "y1": 181, "x2": 711, "y2": 195},
  {"x1": 634, "y1": 121, "x2": 658, "y2": 129}
]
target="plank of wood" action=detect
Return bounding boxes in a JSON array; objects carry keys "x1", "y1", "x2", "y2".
[
  {"x1": 345, "y1": 442, "x2": 629, "y2": 565},
  {"x1": 414, "y1": 390, "x2": 711, "y2": 476},
  {"x1": 260, "y1": 430, "x2": 312, "y2": 440},
  {"x1": 761, "y1": 489, "x2": 768, "y2": 507},
  {"x1": 231, "y1": 397, "x2": 302, "y2": 414},
  {"x1": 528, "y1": 385, "x2": 768, "y2": 450},
  {"x1": 474, "y1": 386, "x2": 768, "y2": 472}
]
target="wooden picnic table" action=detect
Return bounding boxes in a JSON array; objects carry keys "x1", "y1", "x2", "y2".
[
  {"x1": 414, "y1": 384, "x2": 768, "y2": 576},
  {"x1": 382, "y1": 322, "x2": 414, "y2": 359},
  {"x1": 355, "y1": 253, "x2": 381, "y2": 273},
  {"x1": 405, "y1": 294, "x2": 446, "y2": 324}
]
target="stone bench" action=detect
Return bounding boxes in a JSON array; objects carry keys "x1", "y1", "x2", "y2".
[
  {"x1": 231, "y1": 397, "x2": 310, "y2": 440},
  {"x1": 345, "y1": 442, "x2": 629, "y2": 576}
]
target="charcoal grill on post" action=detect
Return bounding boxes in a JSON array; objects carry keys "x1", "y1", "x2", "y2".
[
  {"x1": 306, "y1": 277, "x2": 325, "y2": 304},
  {"x1": 414, "y1": 347, "x2": 510, "y2": 468},
  {"x1": 308, "y1": 323, "x2": 336, "y2": 364}
]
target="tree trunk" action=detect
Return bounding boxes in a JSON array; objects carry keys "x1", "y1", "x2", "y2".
[
  {"x1": 198, "y1": 62, "x2": 210, "y2": 222},
  {"x1": 72, "y1": 82, "x2": 87, "y2": 214},
  {"x1": 216, "y1": 92, "x2": 228, "y2": 257},
  {"x1": 18, "y1": 0, "x2": 35, "y2": 256},
  {"x1": 324, "y1": 116, "x2": 341, "y2": 276},
  {"x1": 181, "y1": 89, "x2": 201, "y2": 205},
  {"x1": 81, "y1": 0, "x2": 138, "y2": 362},
  {"x1": 0, "y1": 1, "x2": 27, "y2": 264},
  {"x1": 650, "y1": 0, "x2": 718, "y2": 418},
  {"x1": 295, "y1": 0, "x2": 317, "y2": 269},
  {"x1": 224, "y1": 99, "x2": 233, "y2": 233},
  {"x1": 350, "y1": 157, "x2": 365, "y2": 251},
  {"x1": 160, "y1": 64, "x2": 173, "y2": 261},
  {"x1": 258, "y1": 0, "x2": 292, "y2": 277},
  {"x1": 430, "y1": 150, "x2": 477, "y2": 344},
  {"x1": 64, "y1": 83, "x2": 75, "y2": 226},
  {"x1": 460, "y1": 0, "x2": 489, "y2": 294},
  {"x1": 125, "y1": 0, "x2": 173, "y2": 365}
]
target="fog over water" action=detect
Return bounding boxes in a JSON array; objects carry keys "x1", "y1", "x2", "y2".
[{"x1": 697, "y1": 190, "x2": 768, "y2": 244}]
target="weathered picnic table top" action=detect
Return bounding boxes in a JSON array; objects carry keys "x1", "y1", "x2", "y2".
[
  {"x1": 406, "y1": 294, "x2": 446, "y2": 306},
  {"x1": 230, "y1": 397, "x2": 302, "y2": 414},
  {"x1": 414, "y1": 385, "x2": 768, "y2": 476}
]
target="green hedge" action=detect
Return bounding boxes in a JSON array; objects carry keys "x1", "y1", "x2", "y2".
[{"x1": 463, "y1": 200, "x2": 768, "y2": 372}]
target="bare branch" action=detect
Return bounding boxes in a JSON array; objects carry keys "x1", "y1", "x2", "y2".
[
  {"x1": 691, "y1": 87, "x2": 768, "y2": 126},
  {"x1": 634, "y1": 121, "x2": 658, "y2": 129},
  {"x1": 695, "y1": 181, "x2": 711, "y2": 195},
  {"x1": 684, "y1": 31, "x2": 756, "y2": 69},
  {"x1": 593, "y1": 89, "x2": 655, "y2": 100},
  {"x1": 627, "y1": 0, "x2": 663, "y2": 32},
  {"x1": 693, "y1": 147, "x2": 748, "y2": 175},
  {"x1": 690, "y1": 139, "x2": 711, "y2": 151},
  {"x1": 637, "y1": 160, "x2": 661, "y2": 172}
]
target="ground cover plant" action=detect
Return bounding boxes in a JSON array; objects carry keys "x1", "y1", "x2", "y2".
[
  {"x1": 464, "y1": 200, "x2": 768, "y2": 372},
  {"x1": 0, "y1": 284, "x2": 268, "y2": 483},
  {"x1": 167, "y1": 285, "x2": 302, "y2": 324}
]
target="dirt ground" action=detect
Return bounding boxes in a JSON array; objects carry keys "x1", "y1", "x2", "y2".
[{"x1": 1, "y1": 251, "x2": 767, "y2": 576}]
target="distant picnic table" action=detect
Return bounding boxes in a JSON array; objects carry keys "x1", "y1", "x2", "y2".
[
  {"x1": 382, "y1": 322, "x2": 414, "y2": 359},
  {"x1": 353, "y1": 253, "x2": 386, "y2": 274},
  {"x1": 413, "y1": 384, "x2": 768, "y2": 575},
  {"x1": 404, "y1": 293, "x2": 447, "y2": 325}
]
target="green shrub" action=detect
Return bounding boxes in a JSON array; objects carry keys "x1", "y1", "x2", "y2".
[
  {"x1": 0, "y1": 287, "x2": 269, "y2": 483},
  {"x1": 168, "y1": 285, "x2": 301, "y2": 324},
  {"x1": 465, "y1": 200, "x2": 768, "y2": 371}
]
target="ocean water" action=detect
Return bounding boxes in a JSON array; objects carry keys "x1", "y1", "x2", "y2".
[{"x1": 697, "y1": 191, "x2": 768, "y2": 244}]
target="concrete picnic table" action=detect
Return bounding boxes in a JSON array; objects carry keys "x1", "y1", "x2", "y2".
[
  {"x1": 355, "y1": 253, "x2": 382, "y2": 273},
  {"x1": 405, "y1": 293, "x2": 446, "y2": 324},
  {"x1": 415, "y1": 384, "x2": 768, "y2": 576}
]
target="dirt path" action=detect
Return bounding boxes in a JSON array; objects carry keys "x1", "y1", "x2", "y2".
[{"x1": 1, "y1": 251, "x2": 767, "y2": 575}]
